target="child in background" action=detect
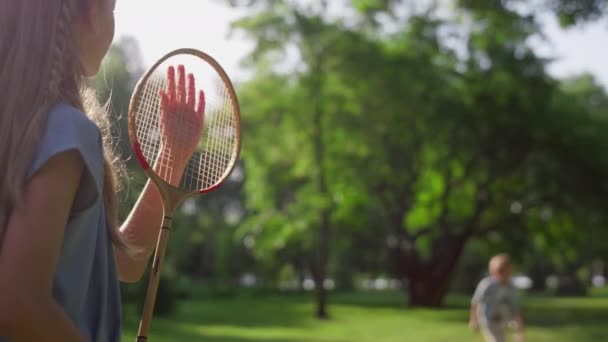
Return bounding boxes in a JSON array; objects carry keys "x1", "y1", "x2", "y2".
[{"x1": 470, "y1": 254, "x2": 525, "y2": 342}]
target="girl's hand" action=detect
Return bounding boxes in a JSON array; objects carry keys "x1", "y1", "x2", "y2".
[{"x1": 158, "y1": 64, "x2": 205, "y2": 172}]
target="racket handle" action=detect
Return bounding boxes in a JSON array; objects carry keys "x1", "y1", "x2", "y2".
[{"x1": 136, "y1": 215, "x2": 173, "y2": 341}]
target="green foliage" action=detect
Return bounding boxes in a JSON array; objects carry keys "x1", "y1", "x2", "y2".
[
  {"x1": 459, "y1": 0, "x2": 608, "y2": 26},
  {"x1": 352, "y1": 0, "x2": 394, "y2": 17},
  {"x1": 549, "y1": 0, "x2": 607, "y2": 26},
  {"x1": 223, "y1": 0, "x2": 608, "y2": 307}
]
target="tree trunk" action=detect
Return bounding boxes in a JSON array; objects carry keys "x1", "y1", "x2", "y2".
[
  {"x1": 291, "y1": 258, "x2": 306, "y2": 291},
  {"x1": 313, "y1": 209, "x2": 331, "y2": 319},
  {"x1": 393, "y1": 234, "x2": 470, "y2": 308},
  {"x1": 408, "y1": 278, "x2": 448, "y2": 307},
  {"x1": 313, "y1": 274, "x2": 329, "y2": 318},
  {"x1": 310, "y1": 50, "x2": 331, "y2": 319},
  {"x1": 528, "y1": 259, "x2": 550, "y2": 292}
]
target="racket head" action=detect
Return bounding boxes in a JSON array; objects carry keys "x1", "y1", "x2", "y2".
[{"x1": 128, "y1": 48, "x2": 241, "y2": 198}]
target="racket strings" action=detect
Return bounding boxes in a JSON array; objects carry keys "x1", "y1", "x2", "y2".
[
  {"x1": 135, "y1": 75, "x2": 166, "y2": 177},
  {"x1": 196, "y1": 84, "x2": 233, "y2": 187},
  {"x1": 133, "y1": 62, "x2": 238, "y2": 193},
  {"x1": 135, "y1": 75, "x2": 162, "y2": 168}
]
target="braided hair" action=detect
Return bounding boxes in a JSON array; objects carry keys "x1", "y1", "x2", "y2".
[{"x1": 0, "y1": 0, "x2": 128, "y2": 250}]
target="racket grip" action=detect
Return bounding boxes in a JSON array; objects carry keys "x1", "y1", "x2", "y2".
[{"x1": 136, "y1": 215, "x2": 173, "y2": 341}]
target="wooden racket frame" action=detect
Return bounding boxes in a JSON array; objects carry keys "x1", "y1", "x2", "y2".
[{"x1": 127, "y1": 48, "x2": 241, "y2": 342}]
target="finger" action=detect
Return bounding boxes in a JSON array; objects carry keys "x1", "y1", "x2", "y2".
[
  {"x1": 167, "y1": 66, "x2": 176, "y2": 103},
  {"x1": 196, "y1": 90, "x2": 206, "y2": 120},
  {"x1": 159, "y1": 90, "x2": 169, "y2": 122},
  {"x1": 187, "y1": 73, "x2": 196, "y2": 109},
  {"x1": 177, "y1": 64, "x2": 186, "y2": 103},
  {"x1": 159, "y1": 90, "x2": 168, "y2": 110}
]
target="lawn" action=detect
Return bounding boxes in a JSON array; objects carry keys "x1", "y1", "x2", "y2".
[{"x1": 121, "y1": 289, "x2": 608, "y2": 341}]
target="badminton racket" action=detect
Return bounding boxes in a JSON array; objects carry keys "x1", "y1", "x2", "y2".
[{"x1": 128, "y1": 48, "x2": 241, "y2": 341}]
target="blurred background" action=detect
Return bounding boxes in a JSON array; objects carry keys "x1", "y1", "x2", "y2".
[{"x1": 96, "y1": 1, "x2": 608, "y2": 341}]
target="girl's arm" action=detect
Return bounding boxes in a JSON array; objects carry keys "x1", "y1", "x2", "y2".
[
  {"x1": 0, "y1": 151, "x2": 88, "y2": 341},
  {"x1": 114, "y1": 160, "x2": 182, "y2": 283}
]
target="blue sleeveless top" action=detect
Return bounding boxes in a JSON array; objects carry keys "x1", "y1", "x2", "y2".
[{"x1": 1, "y1": 103, "x2": 122, "y2": 341}]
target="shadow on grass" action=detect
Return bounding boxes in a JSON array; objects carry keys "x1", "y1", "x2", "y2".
[
  {"x1": 524, "y1": 305, "x2": 608, "y2": 326},
  {"x1": 123, "y1": 298, "x2": 337, "y2": 342},
  {"x1": 123, "y1": 328, "x2": 307, "y2": 342},
  {"x1": 329, "y1": 291, "x2": 408, "y2": 309},
  {"x1": 124, "y1": 298, "x2": 308, "y2": 328},
  {"x1": 122, "y1": 292, "x2": 412, "y2": 341}
]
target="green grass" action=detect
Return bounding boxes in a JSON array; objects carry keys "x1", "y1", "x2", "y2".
[{"x1": 122, "y1": 290, "x2": 608, "y2": 341}]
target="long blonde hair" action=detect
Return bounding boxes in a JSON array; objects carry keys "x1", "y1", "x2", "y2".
[{"x1": 0, "y1": 0, "x2": 126, "y2": 248}]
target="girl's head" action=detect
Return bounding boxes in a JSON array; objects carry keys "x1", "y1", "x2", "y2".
[
  {"x1": 76, "y1": 0, "x2": 117, "y2": 77},
  {"x1": 489, "y1": 254, "x2": 513, "y2": 284},
  {"x1": 0, "y1": 0, "x2": 125, "y2": 249}
]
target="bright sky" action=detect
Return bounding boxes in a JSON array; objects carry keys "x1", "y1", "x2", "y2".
[
  {"x1": 114, "y1": 1, "x2": 252, "y2": 80},
  {"x1": 114, "y1": 0, "x2": 608, "y2": 87}
]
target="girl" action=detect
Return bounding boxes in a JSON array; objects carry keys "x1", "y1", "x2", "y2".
[{"x1": 0, "y1": 0, "x2": 203, "y2": 341}]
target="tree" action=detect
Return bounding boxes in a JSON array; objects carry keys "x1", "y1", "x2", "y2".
[
  {"x1": 352, "y1": 2, "x2": 608, "y2": 306},
  {"x1": 224, "y1": 0, "x2": 608, "y2": 308},
  {"x1": 225, "y1": 0, "x2": 384, "y2": 318}
]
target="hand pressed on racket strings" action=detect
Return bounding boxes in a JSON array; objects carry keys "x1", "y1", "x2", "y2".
[{"x1": 155, "y1": 64, "x2": 205, "y2": 184}]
